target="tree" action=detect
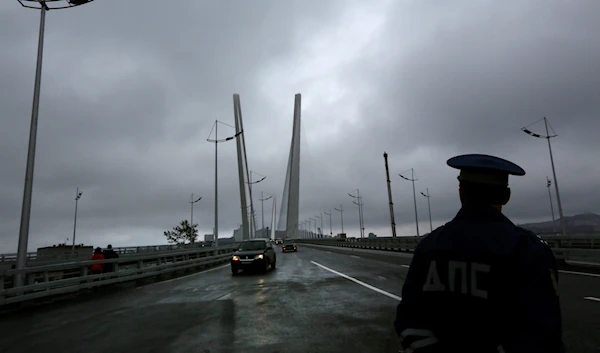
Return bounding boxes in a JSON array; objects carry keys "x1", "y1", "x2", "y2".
[{"x1": 164, "y1": 220, "x2": 199, "y2": 244}]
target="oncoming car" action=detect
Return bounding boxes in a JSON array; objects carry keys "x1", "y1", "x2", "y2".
[
  {"x1": 282, "y1": 241, "x2": 297, "y2": 252},
  {"x1": 231, "y1": 239, "x2": 276, "y2": 275}
]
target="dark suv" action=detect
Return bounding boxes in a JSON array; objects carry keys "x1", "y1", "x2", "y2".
[
  {"x1": 231, "y1": 239, "x2": 276, "y2": 275},
  {"x1": 282, "y1": 241, "x2": 297, "y2": 252}
]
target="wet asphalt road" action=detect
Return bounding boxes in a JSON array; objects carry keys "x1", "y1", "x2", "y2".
[{"x1": 0, "y1": 244, "x2": 599, "y2": 353}]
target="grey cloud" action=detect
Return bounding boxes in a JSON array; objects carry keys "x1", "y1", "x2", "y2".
[{"x1": 1, "y1": 1, "x2": 599, "y2": 252}]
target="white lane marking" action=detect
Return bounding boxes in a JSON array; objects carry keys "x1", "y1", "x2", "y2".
[
  {"x1": 559, "y1": 270, "x2": 600, "y2": 278},
  {"x1": 311, "y1": 261, "x2": 402, "y2": 301},
  {"x1": 378, "y1": 276, "x2": 386, "y2": 280},
  {"x1": 568, "y1": 260, "x2": 600, "y2": 267},
  {"x1": 584, "y1": 297, "x2": 600, "y2": 302},
  {"x1": 350, "y1": 255, "x2": 360, "y2": 259},
  {"x1": 401, "y1": 265, "x2": 410, "y2": 268},
  {"x1": 136, "y1": 264, "x2": 229, "y2": 289},
  {"x1": 216, "y1": 292, "x2": 232, "y2": 301}
]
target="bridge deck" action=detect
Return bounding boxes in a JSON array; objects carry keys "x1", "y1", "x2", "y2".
[{"x1": 0, "y1": 246, "x2": 599, "y2": 352}]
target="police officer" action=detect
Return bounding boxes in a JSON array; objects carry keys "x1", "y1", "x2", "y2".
[{"x1": 394, "y1": 154, "x2": 565, "y2": 353}]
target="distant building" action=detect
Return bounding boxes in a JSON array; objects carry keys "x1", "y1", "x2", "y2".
[{"x1": 368, "y1": 233, "x2": 377, "y2": 239}]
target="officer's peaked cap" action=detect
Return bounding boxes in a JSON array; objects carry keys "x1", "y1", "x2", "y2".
[{"x1": 447, "y1": 154, "x2": 525, "y2": 186}]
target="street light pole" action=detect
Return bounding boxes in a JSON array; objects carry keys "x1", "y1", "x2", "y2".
[
  {"x1": 207, "y1": 120, "x2": 241, "y2": 247},
  {"x1": 71, "y1": 187, "x2": 83, "y2": 256},
  {"x1": 399, "y1": 169, "x2": 420, "y2": 237},
  {"x1": 247, "y1": 171, "x2": 267, "y2": 238},
  {"x1": 522, "y1": 117, "x2": 567, "y2": 237},
  {"x1": 335, "y1": 205, "x2": 344, "y2": 235},
  {"x1": 349, "y1": 190, "x2": 364, "y2": 238},
  {"x1": 214, "y1": 123, "x2": 218, "y2": 245},
  {"x1": 547, "y1": 177, "x2": 557, "y2": 232},
  {"x1": 259, "y1": 192, "x2": 273, "y2": 237},
  {"x1": 420, "y1": 188, "x2": 433, "y2": 233},
  {"x1": 316, "y1": 214, "x2": 323, "y2": 238},
  {"x1": 544, "y1": 118, "x2": 566, "y2": 237},
  {"x1": 324, "y1": 210, "x2": 332, "y2": 236},
  {"x1": 320, "y1": 212, "x2": 324, "y2": 237},
  {"x1": 189, "y1": 193, "x2": 202, "y2": 227},
  {"x1": 15, "y1": 0, "x2": 96, "y2": 287}
]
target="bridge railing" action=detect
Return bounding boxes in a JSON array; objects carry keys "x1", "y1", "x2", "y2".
[
  {"x1": 0, "y1": 252, "x2": 37, "y2": 263},
  {"x1": 0, "y1": 241, "x2": 216, "y2": 265},
  {"x1": 0, "y1": 245, "x2": 235, "y2": 307},
  {"x1": 295, "y1": 236, "x2": 600, "y2": 263}
]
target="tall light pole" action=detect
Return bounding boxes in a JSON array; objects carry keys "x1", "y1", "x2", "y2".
[
  {"x1": 320, "y1": 212, "x2": 324, "y2": 237},
  {"x1": 189, "y1": 194, "x2": 202, "y2": 227},
  {"x1": 547, "y1": 177, "x2": 557, "y2": 232},
  {"x1": 522, "y1": 117, "x2": 567, "y2": 237},
  {"x1": 316, "y1": 214, "x2": 323, "y2": 238},
  {"x1": 15, "y1": 0, "x2": 96, "y2": 287},
  {"x1": 324, "y1": 210, "x2": 333, "y2": 236},
  {"x1": 259, "y1": 192, "x2": 273, "y2": 234},
  {"x1": 399, "y1": 169, "x2": 420, "y2": 237},
  {"x1": 420, "y1": 188, "x2": 433, "y2": 233},
  {"x1": 207, "y1": 120, "x2": 241, "y2": 247},
  {"x1": 71, "y1": 187, "x2": 83, "y2": 255},
  {"x1": 353, "y1": 197, "x2": 364, "y2": 238},
  {"x1": 349, "y1": 190, "x2": 364, "y2": 238},
  {"x1": 248, "y1": 171, "x2": 266, "y2": 238},
  {"x1": 304, "y1": 220, "x2": 308, "y2": 238},
  {"x1": 305, "y1": 220, "x2": 309, "y2": 238},
  {"x1": 335, "y1": 205, "x2": 344, "y2": 235}
]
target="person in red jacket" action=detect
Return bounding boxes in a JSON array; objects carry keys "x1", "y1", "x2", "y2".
[{"x1": 91, "y1": 247, "x2": 104, "y2": 275}]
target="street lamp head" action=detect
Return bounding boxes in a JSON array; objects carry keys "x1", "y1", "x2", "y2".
[{"x1": 18, "y1": 0, "x2": 95, "y2": 10}]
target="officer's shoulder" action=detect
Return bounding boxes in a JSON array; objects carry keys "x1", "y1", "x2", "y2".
[
  {"x1": 414, "y1": 224, "x2": 446, "y2": 251},
  {"x1": 514, "y1": 226, "x2": 554, "y2": 257}
]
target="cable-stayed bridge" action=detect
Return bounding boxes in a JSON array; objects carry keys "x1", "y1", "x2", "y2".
[{"x1": 1, "y1": 94, "x2": 600, "y2": 352}]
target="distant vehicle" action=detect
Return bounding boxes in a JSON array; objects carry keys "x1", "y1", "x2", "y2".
[
  {"x1": 231, "y1": 239, "x2": 276, "y2": 275},
  {"x1": 275, "y1": 238, "x2": 283, "y2": 245},
  {"x1": 282, "y1": 241, "x2": 297, "y2": 252}
]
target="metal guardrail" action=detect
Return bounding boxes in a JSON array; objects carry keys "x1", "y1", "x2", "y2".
[
  {"x1": 0, "y1": 245, "x2": 236, "y2": 307},
  {"x1": 2, "y1": 233, "x2": 598, "y2": 264},
  {"x1": 541, "y1": 235, "x2": 599, "y2": 249},
  {"x1": 0, "y1": 241, "x2": 216, "y2": 264},
  {"x1": 295, "y1": 237, "x2": 600, "y2": 264}
]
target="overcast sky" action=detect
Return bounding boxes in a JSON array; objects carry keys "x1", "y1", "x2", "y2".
[{"x1": 1, "y1": 0, "x2": 599, "y2": 252}]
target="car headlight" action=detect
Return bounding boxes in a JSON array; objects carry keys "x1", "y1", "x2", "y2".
[
  {"x1": 232, "y1": 256, "x2": 240, "y2": 261},
  {"x1": 255, "y1": 254, "x2": 264, "y2": 260}
]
